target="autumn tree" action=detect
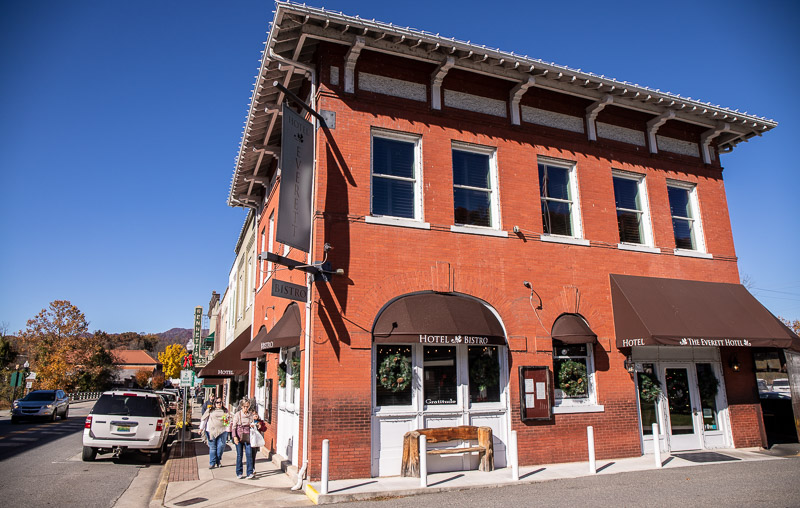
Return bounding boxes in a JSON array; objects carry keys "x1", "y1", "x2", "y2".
[
  {"x1": 158, "y1": 343, "x2": 187, "y2": 380},
  {"x1": 134, "y1": 369, "x2": 152, "y2": 388},
  {"x1": 151, "y1": 372, "x2": 165, "y2": 390},
  {"x1": 18, "y1": 300, "x2": 117, "y2": 391}
]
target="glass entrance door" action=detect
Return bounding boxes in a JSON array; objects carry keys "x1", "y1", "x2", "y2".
[{"x1": 664, "y1": 365, "x2": 702, "y2": 451}]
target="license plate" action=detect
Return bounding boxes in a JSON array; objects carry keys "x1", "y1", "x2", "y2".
[{"x1": 116, "y1": 426, "x2": 131, "y2": 432}]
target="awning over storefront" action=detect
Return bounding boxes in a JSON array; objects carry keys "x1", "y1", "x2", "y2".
[
  {"x1": 551, "y1": 313, "x2": 598, "y2": 344},
  {"x1": 611, "y1": 274, "x2": 800, "y2": 350},
  {"x1": 240, "y1": 327, "x2": 267, "y2": 361},
  {"x1": 198, "y1": 332, "x2": 250, "y2": 378},
  {"x1": 259, "y1": 302, "x2": 303, "y2": 353},
  {"x1": 373, "y1": 292, "x2": 506, "y2": 346}
]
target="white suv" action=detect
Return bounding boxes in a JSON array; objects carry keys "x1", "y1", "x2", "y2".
[{"x1": 83, "y1": 390, "x2": 172, "y2": 462}]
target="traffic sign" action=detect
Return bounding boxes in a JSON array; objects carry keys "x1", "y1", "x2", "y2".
[{"x1": 180, "y1": 369, "x2": 195, "y2": 387}]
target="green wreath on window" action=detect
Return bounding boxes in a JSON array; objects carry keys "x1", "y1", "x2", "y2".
[
  {"x1": 378, "y1": 353, "x2": 412, "y2": 392},
  {"x1": 558, "y1": 360, "x2": 588, "y2": 398},
  {"x1": 697, "y1": 369, "x2": 719, "y2": 401},
  {"x1": 277, "y1": 362, "x2": 287, "y2": 388},
  {"x1": 469, "y1": 354, "x2": 499, "y2": 392},
  {"x1": 638, "y1": 373, "x2": 662, "y2": 403},
  {"x1": 290, "y1": 356, "x2": 301, "y2": 386}
]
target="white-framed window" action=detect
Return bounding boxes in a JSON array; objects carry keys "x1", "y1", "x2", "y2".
[
  {"x1": 452, "y1": 142, "x2": 500, "y2": 229},
  {"x1": 667, "y1": 180, "x2": 705, "y2": 253},
  {"x1": 612, "y1": 170, "x2": 654, "y2": 247},
  {"x1": 246, "y1": 254, "x2": 254, "y2": 308},
  {"x1": 538, "y1": 159, "x2": 583, "y2": 239},
  {"x1": 259, "y1": 228, "x2": 266, "y2": 287},
  {"x1": 267, "y1": 212, "x2": 275, "y2": 276},
  {"x1": 370, "y1": 130, "x2": 422, "y2": 221},
  {"x1": 552, "y1": 342, "x2": 598, "y2": 410},
  {"x1": 373, "y1": 344, "x2": 504, "y2": 410}
]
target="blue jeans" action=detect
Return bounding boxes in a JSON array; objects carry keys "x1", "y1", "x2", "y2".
[
  {"x1": 208, "y1": 431, "x2": 227, "y2": 467},
  {"x1": 235, "y1": 440, "x2": 254, "y2": 477}
]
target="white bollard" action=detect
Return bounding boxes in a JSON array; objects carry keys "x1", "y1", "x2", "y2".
[
  {"x1": 652, "y1": 423, "x2": 662, "y2": 468},
  {"x1": 510, "y1": 430, "x2": 519, "y2": 481},
  {"x1": 321, "y1": 439, "x2": 329, "y2": 495},
  {"x1": 419, "y1": 435, "x2": 428, "y2": 488},
  {"x1": 587, "y1": 426, "x2": 596, "y2": 474}
]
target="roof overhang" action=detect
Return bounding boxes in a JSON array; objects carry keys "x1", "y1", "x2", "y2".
[{"x1": 228, "y1": 1, "x2": 777, "y2": 207}]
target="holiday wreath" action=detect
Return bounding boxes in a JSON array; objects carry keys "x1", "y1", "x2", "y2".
[
  {"x1": 277, "y1": 361, "x2": 287, "y2": 388},
  {"x1": 557, "y1": 360, "x2": 588, "y2": 398},
  {"x1": 638, "y1": 373, "x2": 662, "y2": 403},
  {"x1": 378, "y1": 353, "x2": 412, "y2": 392},
  {"x1": 469, "y1": 354, "x2": 499, "y2": 392}
]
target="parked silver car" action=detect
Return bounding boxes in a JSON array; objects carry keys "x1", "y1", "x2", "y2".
[{"x1": 11, "y1": 390, "x2": 70, "y2": 423}]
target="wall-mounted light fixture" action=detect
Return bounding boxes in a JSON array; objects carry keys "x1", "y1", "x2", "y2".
[
  {"x1": 624, "y1": 355, "x2": 635, "y2": 374},
  {"x1": 523, "y1": 281, "x2": 543, "y2": 310},
  {"x1": 729, "y1": 355, "x2": 741, "y2": 372}
]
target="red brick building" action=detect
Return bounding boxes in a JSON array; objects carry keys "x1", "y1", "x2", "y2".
[{"x1": 223, "y1": 2, "x2": 798, "y2": 483}]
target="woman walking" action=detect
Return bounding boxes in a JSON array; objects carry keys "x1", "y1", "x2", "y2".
[
  {"x1": 201, "y1": 398, "x2": 229, "y2": 469},
  {"x1": 231, "y1": 397, "x2": 260, "y2": 479}
]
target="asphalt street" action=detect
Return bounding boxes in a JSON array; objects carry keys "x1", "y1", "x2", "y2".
[
  {"x1": 337, "y1": 456, "x2": 800, "y2": 508},
  {"x1": 0, "y1": 400, "x2": 164, "y2": 507}
]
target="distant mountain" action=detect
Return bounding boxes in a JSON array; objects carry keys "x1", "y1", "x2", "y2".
[{"x1": 154, "y1": 328, "x2": 208, "y2": 352}]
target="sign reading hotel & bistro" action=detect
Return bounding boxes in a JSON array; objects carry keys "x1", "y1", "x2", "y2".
[
  {"x1": 620, "y1": 337, "x2": 753, "y2": 347},
  {"x1": 418, "y1": 334, "x2": 502, "y2": 345}
]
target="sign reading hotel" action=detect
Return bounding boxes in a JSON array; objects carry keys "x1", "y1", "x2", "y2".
[
  {"x1": 619, "y1": 337, "x2": 753, "y2": 347},
  {"x1": 276, "y1": 104, "x2": 314, "y2": 253},
  {"x1": 272, "y1": 278, "x2": 308, "y2": 303}
]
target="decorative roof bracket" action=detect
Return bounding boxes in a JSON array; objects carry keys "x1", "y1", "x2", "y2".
[
  {"x1": 244, "y1": 174, "x2": 271, "y2": 186},
  {"x1": 700, "y1": 122, "x2": 730, "y2": 164},
  {"x1": 585, "y1": 95, "x2": 613, "y2": 141},
  {"x1": 509, "y1": 76, "x2": 536, "y2": 126},
  {"x1": 431, "y1": 56, "x2": 455, "y2": 110},
  {"x1": 344, "y1": 36, "x2": 366, "y2": 93},
  {"x1": 646, "y1": 110, "x2": 676, "y2": 154}
]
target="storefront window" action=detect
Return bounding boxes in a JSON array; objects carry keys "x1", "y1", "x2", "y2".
[
  {"x1": 423, "y1": 346, "x2": 457, "y2": 406},
  {"x1": 553, "y1": 343, "x2": 591, "y2": 401},
  {"x1": 695, "y1": 363, "x2": 719, "y2": 431},
  {"x1": 468, "y1": 346, "x2": 501, "y2": 403},
  {"x1": 375, "y1": 345, "x2": 413, "y2": 407}
]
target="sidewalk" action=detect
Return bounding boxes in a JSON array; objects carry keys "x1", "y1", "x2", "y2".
[{"x1": 154, "y1": 403, "x2": 800, "y2": 507}]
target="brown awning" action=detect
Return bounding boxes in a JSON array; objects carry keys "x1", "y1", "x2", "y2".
[
  {"x1": 259, "y1": 302, "x2": 303, "y2": 353},
  {"x1": 198, "y1": 331, "x2": 250, "y2": 378},
  {"x1": 610, "y1": 274, "x2": 800, "y2": 349},
  {"x1": 240, "y1": 326, "x2": 267, "y2": 361},
  {"x1": 373, "y1": 292, "x2": 506, "y2": 345},
  {"x1": 552, "y1": 313, "x2": 597, "y2": 344}
]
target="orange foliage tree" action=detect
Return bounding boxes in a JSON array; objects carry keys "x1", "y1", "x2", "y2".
[
  {"x1": 134, "y1": 369, "x2": 152, "y2": 388},
  {"x1": 18, "y1": 300, "x2": 117, "y2": 391}
]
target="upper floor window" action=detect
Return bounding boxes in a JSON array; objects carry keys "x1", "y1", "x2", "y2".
[
  {"x1": 371, "y1": 131, "x2": 421, "y2": 220},
  {"x1": 613, "y1": 171, "x2": 654, "y2": 246},
  {"x1": 452, "y1": 143, "x2": 499, "y2": 228},
  {"x1": 667, "y1": 182, "x2": 705, "y2": 252},
  {"x1": 539, "y1": 160, "x2": 582, "y2": 238}
]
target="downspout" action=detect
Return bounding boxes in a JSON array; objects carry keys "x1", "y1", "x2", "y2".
[{"x1": 268, "y1": 47, "x2": 316, "y2": 492}]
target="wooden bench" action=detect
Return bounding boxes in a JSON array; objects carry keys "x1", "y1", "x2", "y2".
[{"x1": 400, "y1": 425, "x2": 494, "y2": 477}]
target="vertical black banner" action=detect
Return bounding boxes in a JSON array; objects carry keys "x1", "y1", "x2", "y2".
[{"x1": 276, "y1": 104, "x2": 314, "y2": 252}]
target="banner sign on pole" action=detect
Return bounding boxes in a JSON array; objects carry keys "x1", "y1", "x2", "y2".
[
  {"x1": 193, "y1": 306, "x2": 202, "y2": 356},
  {"x1": 276, "y1": 104, "x2": 314, "y2": 252}
]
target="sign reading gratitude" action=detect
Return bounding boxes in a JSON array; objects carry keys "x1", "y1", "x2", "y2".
[{"x1": 276, "y1": 104, "x2": 314, "y2": 252}]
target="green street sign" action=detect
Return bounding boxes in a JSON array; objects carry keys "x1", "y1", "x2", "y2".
[{"x1": 10, "y1": 371, "x2": 23, "y2": 387}]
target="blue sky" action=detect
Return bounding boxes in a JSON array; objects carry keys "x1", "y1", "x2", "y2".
[{"x1": 1, "y1": 0, "x2": 798, "y2": 334}]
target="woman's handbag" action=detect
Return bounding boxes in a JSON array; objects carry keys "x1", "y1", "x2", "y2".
[{"x1": 250, "y1": 424, "x2": 265, "y2": 448}]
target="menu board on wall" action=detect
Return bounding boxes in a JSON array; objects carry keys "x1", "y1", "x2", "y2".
[{"x1": 519, "y1": 366, "x2": 552, "y2": 421}]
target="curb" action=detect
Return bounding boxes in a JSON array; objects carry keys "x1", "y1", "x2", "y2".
[{"x1": 149, "y1": 453, "x2": 173, "y2": 508}]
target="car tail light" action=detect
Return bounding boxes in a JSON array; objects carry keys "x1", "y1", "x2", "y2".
[
  {"x1": 156, "y1": 419, "x2": 163, "y2": 432},
  {"x1": 85, "y1": 416, "x2": 92, "y2": 429},
  {"x1": 123, "y1": 393, "x2": 139, "y2": 397}
]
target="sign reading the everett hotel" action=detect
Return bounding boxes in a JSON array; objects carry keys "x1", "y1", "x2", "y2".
[{"x1": 276, "y1": 104, "x2": 314, "y2": 253}]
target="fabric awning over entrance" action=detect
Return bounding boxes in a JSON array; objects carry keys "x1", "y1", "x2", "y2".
[
  {"x1": 198, "y1": 332, "x2": 250, "y2": 378},
  {"x1": 373, "y1": 292, "x2": 505, "y2": 345},
  {"x1": 240, "y1": 327, "x2": 267, "y2": 361},
  {"x1": 610, "y1": 274, "x2": 800, "y2": 350},
  {"x1": 552, "y1": 313, "x2": 598, "y2": 344},
  {"x1": 259, "y1": 302, "x2": 302, "y2": 353}
]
